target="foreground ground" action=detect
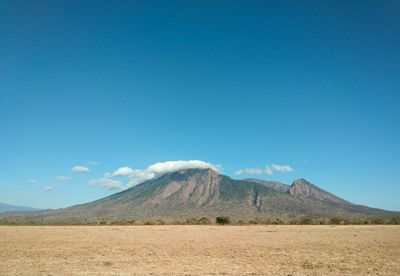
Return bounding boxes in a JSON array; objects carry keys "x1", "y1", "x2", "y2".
[{"x1": 0, "y1": 225, "x2": 399, "y2": 275}]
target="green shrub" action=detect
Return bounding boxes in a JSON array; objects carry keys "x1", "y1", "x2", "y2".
[
  {"x1": 185, "y1": 218, "x2": 198, "y2": 225},
  {"x1": 371, "y1": 217, "x2": 384, "y2": 225},
  {"x1": 197, "y1": 217, "x2": 211, "y2": 225},
  {"x1": 300, "y1": 217, "x2": 313, "y2": 225},
  {"x1": 216, "y1": 216, "x2": 231, "y2": 225},
  {"x1": 329, "y1": 217, "x2": 342, "y2": 225}
]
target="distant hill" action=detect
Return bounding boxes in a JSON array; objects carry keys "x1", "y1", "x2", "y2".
[
  {"x1": 0, "y1": 202, "x2": 39, "y2": 214},
  {"x1": 1, "y1": 169, "x2": 398, "y2": 224}
]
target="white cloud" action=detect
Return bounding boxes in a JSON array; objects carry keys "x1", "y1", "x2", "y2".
[
  {"x1": 235, "y1": 164, "x2": 294, "y2": 176},
  {"x1": 71, "y1": 166, "x2": 90, "y2": 174},
  {"x1": 90, "y1": 160, "x2": 219, "y2": 190},
  {"x1": 27, "y1": 179, "x2": 39, "y2": 184},
  {"x1": 235, "y1": 168, "x2": 264, "y2": 175},
  {"x1": 89, "y1": 161, "x2": 99, "y2": 166},
  {"x1": 270, "y1": 164, "x2": 294, "y2": 173},
  {"x1": 44, "y1": 186, "x2": 53, "y2": 192},
  {"x1": 113, "y1": 167, "x2": 135, "y2": 177},
  {"x1": 89, "y1": 177, "x2": 123, "y2": 190},
  {"x1": 56, "y1": 175, "x2": 71, "y2": 181}
]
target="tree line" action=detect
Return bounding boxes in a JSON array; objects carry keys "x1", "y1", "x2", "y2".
[{"x1": 1, "y1": 215, "x2": 400, "y2": 225}]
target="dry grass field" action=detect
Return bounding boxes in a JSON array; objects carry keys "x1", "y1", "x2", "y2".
[{"x1": 0, "y1": 225, "x2": 399, "y2": 275}]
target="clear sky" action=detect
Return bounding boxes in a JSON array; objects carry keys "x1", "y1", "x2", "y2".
[{"x1": 1, "y1": 1, "x2": 399, "y2": 211}]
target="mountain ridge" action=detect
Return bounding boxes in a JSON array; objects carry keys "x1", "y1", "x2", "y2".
[{"x1": 1, "y1": 169, "x2": 398, "y2": 224}]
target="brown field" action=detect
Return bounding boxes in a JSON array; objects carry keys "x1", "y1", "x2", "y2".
[{"x1": 0, "y1": 225, "x2": 399, "y2": 275}]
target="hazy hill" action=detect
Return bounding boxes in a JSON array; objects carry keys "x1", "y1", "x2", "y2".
[
  {"x1": 0, "y1": 202, "x2": 39, "y2": 214},
  {"x1": 1, "y1": 169, "x2": 397, "y2": 223}
]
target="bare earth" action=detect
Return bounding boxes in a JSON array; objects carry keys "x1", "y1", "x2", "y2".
[{"x1": 0, "y1": 225, "x2": 399, "y2": 275}]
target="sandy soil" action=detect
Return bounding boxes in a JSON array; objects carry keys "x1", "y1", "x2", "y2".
[{"x1": 0, "y1": 225, "x2": 399, "y2": 275}]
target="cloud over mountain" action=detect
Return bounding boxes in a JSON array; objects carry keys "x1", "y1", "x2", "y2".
[
  {"x1": 122, "y1": 160, "x2": 220, "y2": 187},
  {"x1": 90, "y1": 160, "x2": 220, "y2": 190}
]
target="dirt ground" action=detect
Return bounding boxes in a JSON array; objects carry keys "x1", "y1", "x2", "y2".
[{"x1": 0, "y1": 225, "x2": 399, "y2": 275}]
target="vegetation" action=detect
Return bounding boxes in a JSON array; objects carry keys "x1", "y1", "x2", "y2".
[
  {"x1": 299, "y1": 217, "x2": 313, "y2": 225},
  {"x1": 216, "y1": 216, "x2": 231, "y2": 225},
  {"x1": 1, "y1": 215, "x2": 400, "y2": 226},
  {"x1": 329, "y1": 217, "x2": 345, "y2": 225}
]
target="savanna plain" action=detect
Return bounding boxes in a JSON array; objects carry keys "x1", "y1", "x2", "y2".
[{"x1": 0, "y1": 225, "x2": 399, "y2": 275}]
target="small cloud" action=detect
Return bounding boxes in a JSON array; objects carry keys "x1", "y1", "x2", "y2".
[
  {"x1": 27, "y1": 179, "x2": 39, "y2": 184},
  {"x1": 235, "y1": 168, "x2": 265, "y2": 175},
  {"x1": 89, "y1": 177, "x2": 123, "y2": 190},
  {"x1": 71, "y1": 166, "x2": 90, "y2": 174},
  {"x1": 235, "y1": 164, "x2": 294, "y2": 176},
  {"x1": 44, "y1": 186, "x2": 53, "y2": 192},
  {"x1": 89, "y1": 161, "x2": 99, "y2": 166},
  {"x1": 270, "y1": 164, "x2": 294, "y2": 173},
  {"x1": 56, "y1": 175, "x2": 71, "y2": 181},
  {"x1": 113, "y1": 167, "x2": 135, "y2": 177}
]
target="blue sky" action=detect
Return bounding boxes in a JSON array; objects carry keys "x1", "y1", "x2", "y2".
[{"x1": 1, "y1": 1, "x2": 399, "y2": 210}]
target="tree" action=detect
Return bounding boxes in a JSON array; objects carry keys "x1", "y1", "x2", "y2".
[{"x1": 216, "y1": 216, "x2": 230, "y2": 225}]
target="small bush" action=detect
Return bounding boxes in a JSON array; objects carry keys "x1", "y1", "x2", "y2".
[
  {"x1": 329, "y1": 217, "x2": 342, "y2": 225},
  {"x1": 185, "y1": 218, "x2": 198, "y2": 225},
  {"x1": 273, "y1": 218, "x2": 283, "y2": 225},
  {"x1": 300, "y1": 217, "x2": 313, "y2": 225},
  {"x1": 197, "y1": 217, "x2": 211, "y2": 225},
  {"x1": 216, "y1": 216, "x2": 231, "y2": 225},
  {"x1": 371, "y1": 217, "x2": 384, "y2": 225}
]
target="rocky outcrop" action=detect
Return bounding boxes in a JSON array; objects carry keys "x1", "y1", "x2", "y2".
[{"x1": 288, "y1": 178, "x2": 349, "y2": 204}]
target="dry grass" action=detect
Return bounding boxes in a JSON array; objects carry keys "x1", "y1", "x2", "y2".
[{"x1": 0, "y1": 225, "x2": 399, "y2": 275}]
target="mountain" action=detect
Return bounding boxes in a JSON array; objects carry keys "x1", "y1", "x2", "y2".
[
  {"x1": 0, "y1": 169, "x2": 397, "y2": 224},
  {"x1": 0, "y1": 202, "x2": 39, "y2": 214}
]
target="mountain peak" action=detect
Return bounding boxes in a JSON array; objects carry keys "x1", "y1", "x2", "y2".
[
  {"x1": 155, "y1": 168, "x2": 218, "y2": 182},
  {"x1": 292, "y1": 178, "x2": 311, "y2": 185},
  {"x1": 168, "y1": 168, "x2": 218, "y2": 179},
  {"x1": 289, "y1": 179, "x2": 349, "y2": 204}
]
